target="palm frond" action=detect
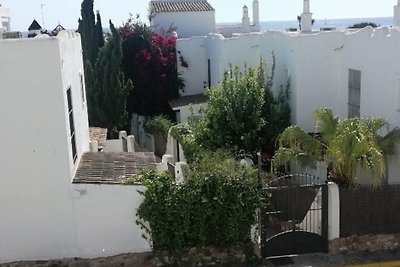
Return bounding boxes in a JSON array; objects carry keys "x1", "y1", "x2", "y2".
[
  {"x1": 365, "y1": 117, "x2": 386, "y2": 134},
  {"x1": 377, "y1": 127, "x2": 400, "y2": 155},
  {"x1": 315, "y1": 108, "x2": 338, "y2": 143},
  {"x1": 278, "y1": 126, "x2": 323, "y2": 157}
]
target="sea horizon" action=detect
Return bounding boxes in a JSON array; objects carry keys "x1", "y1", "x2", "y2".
[{"x1": 218, "y1": 16, "x2": 393, "y2": 31}]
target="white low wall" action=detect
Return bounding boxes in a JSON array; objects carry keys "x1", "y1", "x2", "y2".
[
  {"x1": 71, "y1": 184, "x2": 150, "y2": 259},
  {"x1": 0, "y1": 183, "x2": 151, "y2": 263}
]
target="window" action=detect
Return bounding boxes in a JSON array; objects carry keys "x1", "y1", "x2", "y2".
[
  {"x1": 79, "y1": 73, "x2": 85, "y2": 107},
  {"x1": 207, "y1": 59, "x2": 211, "y2": 88},
  {"x1": 67, "y1": 87, "x2": 77, "y2": 163},
  {"x1": 348, "y1": 69, "x2": 361, "y2": 118}
]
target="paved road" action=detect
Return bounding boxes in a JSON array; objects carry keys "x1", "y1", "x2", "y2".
[{"x1": 262, "y1": 250, "x2": 400, "y2": 266}]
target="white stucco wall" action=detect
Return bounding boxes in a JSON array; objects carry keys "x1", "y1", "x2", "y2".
[
  {"x1": 177, "y1": 36, "x2": 208, "y2": 96},
  {"x1": 152, "y1": 11, "x2": 216, "y2": 38},
  {"x1": 174, "y1": 102, "x2": 207, "y2": 123},
  {"x1": 0, "y1": 32, "x2": 150, "y2": 263},
  {"x1": 0, "y1": 34, "x2": 83, "y2": 262},
  {"x1": 71, "y1": 184, "x2": 150, "y2": 259},
  {"x1": 0, "y1": 6, "x2": 11, "y2": 32}
]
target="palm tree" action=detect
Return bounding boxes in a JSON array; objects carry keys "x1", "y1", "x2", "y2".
[{"x1": 272, "y1": 108, "x2": 400, "y2": 187}]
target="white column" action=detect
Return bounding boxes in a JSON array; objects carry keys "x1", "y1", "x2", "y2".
[
  {"x1": 327, "y1": 182, "x2": 340, "y2": 240},
  {"x1": 242, "y1": 5, "x2": 250, "y2": 33},
  {"x1": 301, "y1": 0, "x2": 313, "y2": 32},
  {"x1": 394, "y1": 1, "x2": 400, "y2": 27},
  {"x1": 303, "y1": 0, "x2": 310, "y2": 13},
  {"x1": 89, "y1": 140, "x2": 98, "y2": 152},
  {"x1": 157, "y1": 154, "x2": 174, "y2": 172},
  {"x1": 127, "y1": 135, "x2": 136, "y2": 153},
  {"x1": 252, "y1": 0, "x2": 260, "y2": 26},
  {"x1": 175, "y1": 162, "x2": 188, "y2": 184}
]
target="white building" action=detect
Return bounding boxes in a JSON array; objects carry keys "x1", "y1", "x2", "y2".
[
  {"x1": 175, "y1": 0, "x2": 400, "y2": 183},
  {"x1": 149, "y1": 0, "x2": 261, "y2": 38},
  {"x1": 0, "y1": 5, "x2": 11, "y2": 33},
  {"x1": 0, "y1": 32, "x2": 154, "y2": 263},
  {"x1": 149, "y1": 0, "x2": 216, "y2": 38},
  {"x1": 216, "y1": 1, "x2": 261, "y2": 37}
]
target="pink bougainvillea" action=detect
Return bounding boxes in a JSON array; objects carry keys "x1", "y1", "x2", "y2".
[{"x1": 120, "y1": 19, "x2": 183, "y2": 116}]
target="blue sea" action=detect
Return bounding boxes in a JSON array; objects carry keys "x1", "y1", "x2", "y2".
[{"x1": 259, "y1": 16, "x2": 393, "y2": 31}]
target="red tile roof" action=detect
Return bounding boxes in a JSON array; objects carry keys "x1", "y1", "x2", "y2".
[
  {"x1": 150, "y1": 1, "x2": 215, "y2": 13},
  {"x1": 73, "y1": 152, "x2": 156, "y2": 184}
]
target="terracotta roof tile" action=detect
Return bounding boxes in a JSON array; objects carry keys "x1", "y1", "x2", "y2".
[
  {"x1": 73, "y1": 152, "x2": 156, "y2": 184},
  {"x1": 89, "y1": 127, "x2": 108, "y2": 150},
  {"x1": 150, "y1": 1, "x2": 215, "y2": 13}
]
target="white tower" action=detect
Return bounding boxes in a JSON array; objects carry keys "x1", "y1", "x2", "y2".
[
  {"x1": 300, "y1": 0, "x2": 313, "y2": 32},
  {"x1": 394, "y1": 0, "x2": 400, "y2": 27},
  {"x1": 242, "y1": 5, "x2": 250, "y2": 33},
  {"x1": 253, "y1": 0, "x2": 260, "y2": 26}
]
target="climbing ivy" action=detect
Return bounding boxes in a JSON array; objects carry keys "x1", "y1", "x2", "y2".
[{"x1": 135, "y1": 151, "x2": 268, "y2": 264}]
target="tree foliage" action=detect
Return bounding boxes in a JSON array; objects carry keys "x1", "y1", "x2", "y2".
[
  {"x1": 134, "y1": 151, "x2": 266, "y2": 264},
  {"x1": 273, "y1": 108, "x2": 400, "y2": 187},
  {"x1": 85, "y1": 21, "x2": 133, "y2": 137},
  {"x1": 120, "y1": 15, "x2": 184, "y2": 117},
  {"x1": 78, "y1": 0, "x2": 103, "y2": 65},
  {"x1": 78, "y1": 0, "x2": 132, "y2": 137},
  {"x1": 348, "y1": 22, "x2": 379, "y2": 29},
  {"x1": 186, "y1": 59, "x2": 290, "y2": 158}
]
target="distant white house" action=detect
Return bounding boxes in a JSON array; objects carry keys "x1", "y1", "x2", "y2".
[
  {"x1": 28, "y1": 19, "x2": 43, "y2": 37},
  {"x1": 149, "y1": 0, "x2": 261, "y2": 38},
  {"x1": 149, "y1": 0, "x2": 216, "y2": 38},
  {"x1": 0, "y1": 5, "x2": 11, "y2": 33}
]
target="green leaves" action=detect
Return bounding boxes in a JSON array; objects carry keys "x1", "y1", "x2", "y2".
[
  {"x1": 135, "y1": 153, "x2": 267, "y2": 263},
  {"x1": 273, "y1": 108, "x2": 400, "y2": 187},
  {"x1": 86, "y1": 20, "x2": 132, "y2": 137},
  {"x1": 144, "y1": 115, "x2": 173, "y2": 138}
]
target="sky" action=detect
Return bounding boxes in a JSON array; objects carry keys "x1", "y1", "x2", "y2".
[{"x1": 2, "y1": 0, "x2": 398, "y2": 32}]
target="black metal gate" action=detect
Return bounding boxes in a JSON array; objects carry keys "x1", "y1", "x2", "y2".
[{"x1": 260, "y1": 174, "x2": 328, "y2": 258}]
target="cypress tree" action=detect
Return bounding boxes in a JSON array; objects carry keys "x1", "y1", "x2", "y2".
[
  {"x1": 78, "y1": 0, "x2": 103, "y2": 65},
  {"x1": 88, "y1": 20, "x2": 133, "y2": 137}
]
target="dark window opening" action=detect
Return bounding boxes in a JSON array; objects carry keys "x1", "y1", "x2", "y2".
[
  {"x1": 208, "y1": 59, "x2": 211, "y2": 88},
  {"x1": 67, "y1": 87, "x2": 77, "y2": 163},
  {"x1": 348, "y1": 69, "x2": 361, "y2": 118}
]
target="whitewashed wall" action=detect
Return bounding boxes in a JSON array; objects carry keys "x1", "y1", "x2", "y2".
[
  {"x1": 177, "y1": 36, "x2": 208, "y2": 96},
  {"x1": 58, "y1": 31, "x2": 91, "y2": 176},
  {"x1": 0, "y1": 33, "x2": 150, "y2": 263},
  {"x1": 0, "y1": 6, "x2": 10, "y2": 32},
  {"x1": 174, "y1": 103, "x2": 207, "y2": 123},
  {"x1": 71, "y1": 184, "x2": 150, "y2": 259},
  {"x1": 152, "y1": 11, "x2": 215, "y2": 38}
]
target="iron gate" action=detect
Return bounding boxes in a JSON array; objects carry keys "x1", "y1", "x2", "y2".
[{"x1": 260, "y1": 174, "x2": 328, "y2": 258}]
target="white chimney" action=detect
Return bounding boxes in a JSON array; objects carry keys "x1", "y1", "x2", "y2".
[
  {"x1": 301, "y1": 0, "x2": 312, "y2": 32},
  {"x1": 394, "y1": 0, "x2": 400, "y2": 27},
  {"x1": 253, "y1": 0, "x2": 260, "y2": 26},
  {"x1": 242, "y1": 5, "x2": 250, "y2": 33}
]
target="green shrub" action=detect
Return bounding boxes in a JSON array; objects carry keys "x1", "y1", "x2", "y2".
[
  {"x1": 348, "y1": 22, "x2": 379, "y2": 29},
  {"x1": 144, "y1": 115, "x2": 173, "y2": 137},
  {"x1": 135, "y1": 152, "x2": 268, "y2": 263},
  {"x1": 169, "y1": 123, "x2": 204, "y2": 163}
]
